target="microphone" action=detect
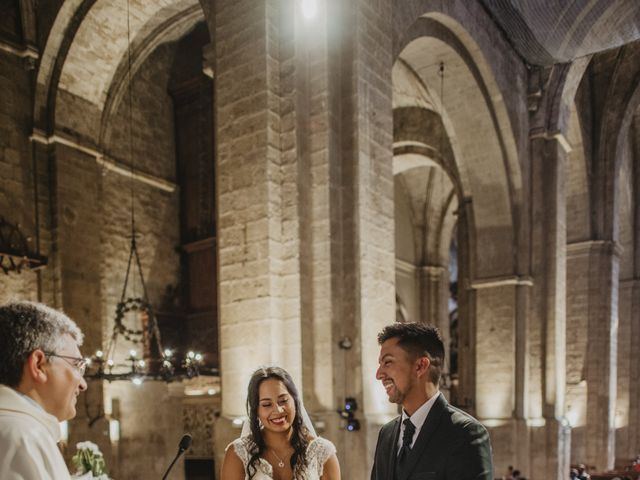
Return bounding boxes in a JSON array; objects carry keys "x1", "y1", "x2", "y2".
[
  {"x1": 178, "y1": 434, "x2": 192, "y2": 453},
  {"x1": 161, "y1": 434, "x2": 192, "y2": 480}
]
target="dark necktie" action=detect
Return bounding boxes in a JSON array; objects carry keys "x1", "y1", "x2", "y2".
[{"x1": 397, "y1": 418, "x2": 416, "y2": 466}]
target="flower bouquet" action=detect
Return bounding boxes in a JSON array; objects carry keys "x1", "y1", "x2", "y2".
[{"x1": 71, "y1": 441, "x2": 110, "y2": 480}]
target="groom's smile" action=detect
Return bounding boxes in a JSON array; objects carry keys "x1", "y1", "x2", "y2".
[{"x1": 377, "y1": 337, "x2": 416, "y2": 405}]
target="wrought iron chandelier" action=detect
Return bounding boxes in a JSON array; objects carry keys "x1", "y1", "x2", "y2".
[{"x1": 84, "y1": 235, "x2": 204, "y2": 383}]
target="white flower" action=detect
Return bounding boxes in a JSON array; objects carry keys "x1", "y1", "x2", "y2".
[
  {"x1": 75, "y1": 441, "x2": 102, "y2": 454},
  {"x1": 72, "y1": 441, "x2": 108, "y2": 477}
]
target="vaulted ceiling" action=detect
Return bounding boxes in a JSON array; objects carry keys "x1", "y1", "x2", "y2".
[{"x1": 480, "y1": 0, "x2": 640, "y2": 65}]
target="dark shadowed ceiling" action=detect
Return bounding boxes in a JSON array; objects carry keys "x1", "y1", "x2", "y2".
[{"x1": 480, "y1": 0, "x2": 640, "y2": 65}]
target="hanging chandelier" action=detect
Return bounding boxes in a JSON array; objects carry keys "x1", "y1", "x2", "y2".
[{"x1": 84, "y1": 235, "x2": 205, "y2": 384}]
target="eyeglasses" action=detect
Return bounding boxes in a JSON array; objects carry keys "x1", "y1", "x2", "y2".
[{"x1": 43, "y1": 352, "x2": 88, "y2": 376}]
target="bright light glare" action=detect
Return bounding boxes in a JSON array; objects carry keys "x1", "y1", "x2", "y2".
[
  {"x1": 301, "y1": 0, "x2": 317, "y2": 19},
  {"x1": 132, "y1": 376, "x2": 143, "y2": 386},
  {"x1": 109, "y1": 419, "x2": 120, "y2": 443}
]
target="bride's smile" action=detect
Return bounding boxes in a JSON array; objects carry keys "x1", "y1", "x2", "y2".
[{"x1": 258, "y1": 378, "x2": 296, "y2": 433}]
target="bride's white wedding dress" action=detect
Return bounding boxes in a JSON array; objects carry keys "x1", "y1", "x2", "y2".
[{"x1": 228, "y1": 436, "x2": 336, "y2": 480}]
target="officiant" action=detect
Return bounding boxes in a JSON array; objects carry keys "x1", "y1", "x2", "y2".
[{"x1": 0, "y1": 301, "x2": 88, "y2": 479}]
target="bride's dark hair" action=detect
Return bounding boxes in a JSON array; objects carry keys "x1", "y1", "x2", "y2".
[{"x1": 246, "y1": 366, "x2": 310, "y2": 479}]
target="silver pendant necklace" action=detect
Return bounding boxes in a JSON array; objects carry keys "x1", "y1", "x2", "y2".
[{"x1": 271, "y1": 449, "x2": 286, "y2": 468}]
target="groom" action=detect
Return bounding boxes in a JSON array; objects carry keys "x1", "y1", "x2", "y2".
[{"x1": 371, "y1": 322, "x2": 493, "y2": 480}]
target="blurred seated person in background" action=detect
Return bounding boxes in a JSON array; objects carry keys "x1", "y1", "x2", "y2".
[
  {"x1": 577, "y1": 463, "x2": 591, "y2": 480},
  {"x1": 504, "y1": 465, "x2": 514, "y2": 479}
]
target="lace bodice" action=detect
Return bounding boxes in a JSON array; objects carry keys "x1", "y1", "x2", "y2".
[{"x1": 227, "y1": 436, "x2": 336, "y2": 480}]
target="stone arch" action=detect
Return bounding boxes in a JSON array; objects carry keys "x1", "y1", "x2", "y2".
[
  {"x1": 33, "y1": 0, "x2": 208, "y2": 140},
  {"x1": 392, "y1": 0, "x2": 526, "y2": 152},
  {"x1": 55, "y1": 0, "x2": 203, "y2": 142},
  {"x1": 392, "y1": 57, "x2": 459, "y2": 336},
  {"x1": 393, "y1": 15, "x2": 521, "y2": 279},
  {"x1": 98, "y1": 5, "x2": 205, "y2": 146},
  {"x1": 391, "y1": 7, "x2": 529, "y2": 465},
  {"x1": 596, "y1": 50, "x2": 640, "y2": 241},
  {"x1": 534, "y1": 59, "x2": 592, "y2": 243},
  {"x1": 541, "y1": 58, "x2": 591, "y2": 134},
  {"x1": 32, "y1": 0, "x2": 94, "y2": 133}
]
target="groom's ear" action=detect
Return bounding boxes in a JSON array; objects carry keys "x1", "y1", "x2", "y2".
[{"x1": 415, "y1": 356, "x2": 430, "y2": 378}]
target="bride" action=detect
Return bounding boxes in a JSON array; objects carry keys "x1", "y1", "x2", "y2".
[{"x1": 221, "y1": 366, "x2": 341, "y2": 480}]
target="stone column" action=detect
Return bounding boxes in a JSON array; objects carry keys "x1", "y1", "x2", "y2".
[
  {"x1": 514, "y1": 280, "x2": 533, "y2": 475},
  {"x1": 419, "y1": 265, "x2": 450, "y2": 395},
  {"x1": 272, "y1": 0, "x2": 350, "y2": 462},
  {"x1": 471, "y1": 278, "x2": 518, "y2": 470},
  {"x1": 571, "y1": 240, "x2": 618, "y2": 470},
  {"x1": 395, "y1": 259, "x2": 419, "y2": 322},
  {"x1": 617, "y1": 116, "x2": 640, "y2": 461},
  {"x1": 529, "y1": 132, "x2": 570, "y2": 480},
  {"x1": 213, "y1": 0, "x2": 304, "y2": 467},
  {"x1": 419, "y1": 265, "x2": 449, "y2": 328},
  {"x1": 566, "y1": 239, "x2": 619, "y2": 471},
  {"x1": 323, "y1": 0, "x2": 395, "y2": 478},
  {"x1": 616, "y1": 278, "x2": 640, "y2": 460},
  {"x1": 627, "y1": 279, "x2": 640, "y2": 460}
]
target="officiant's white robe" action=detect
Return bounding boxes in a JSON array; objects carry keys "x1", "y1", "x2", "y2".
[{"x1": 0, "y1": 384, "x2": 71, "y2": 480}]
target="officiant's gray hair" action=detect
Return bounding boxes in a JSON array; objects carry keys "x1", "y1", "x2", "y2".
[{"x1": 0, "y1": 301, "x2": 83, "y2": 387}]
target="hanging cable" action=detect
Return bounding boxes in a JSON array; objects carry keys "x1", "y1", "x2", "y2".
[{"x1": 126, "y1": 0, "x2": 135, "y2": 241}]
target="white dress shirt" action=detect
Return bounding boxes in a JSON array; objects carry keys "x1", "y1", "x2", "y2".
[{"x1": 397, "y1": 391, "x2": 441, "y2": 454}]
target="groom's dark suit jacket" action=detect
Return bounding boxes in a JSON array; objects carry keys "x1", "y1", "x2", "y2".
[{"x1": 371, "y1": 393, "x2": 493, "y2": 480}]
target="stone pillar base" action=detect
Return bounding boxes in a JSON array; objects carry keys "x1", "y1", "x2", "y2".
[{"x1": 530, "y1": 418, "x2": 571, "y2": 480}]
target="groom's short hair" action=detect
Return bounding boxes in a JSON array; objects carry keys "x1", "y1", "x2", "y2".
[{"x1": 378, "y1": 322, "x2": 444, "y2": 385}]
